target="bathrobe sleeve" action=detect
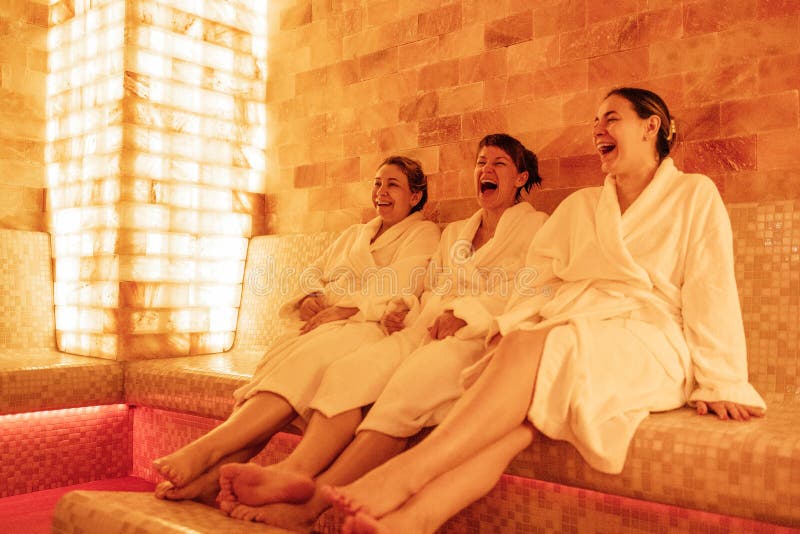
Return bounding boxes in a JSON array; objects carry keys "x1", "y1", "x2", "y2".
[
  {"x1": 331, "y1": 221, "x2": 441, "y2": 322},
  {"x1": 451, "y1": 210, "x2": 550, "y2": 340},
  {"x1": 682, "y1": 187, "x2": 766, "y2": 409},
  {"x1": 277, "y1": 226, "x2": 360, "y2": 320},
  {"x1": 490, "y1": 253, "x2": 558, "y2": 337}
]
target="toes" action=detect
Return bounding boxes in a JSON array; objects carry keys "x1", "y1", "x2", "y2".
[
  {"x1": 154, "y1": 481, "x2": 174, "y2": 500},
  {"x1": 321, "y1": 485, "x2": 354, "y2": 511},
  {"x1": 219, "y1": 499, "x2": 237, "y2": 515},
  {"x1": 230, "y1": 504, "x2": 249, "y2": 520}
]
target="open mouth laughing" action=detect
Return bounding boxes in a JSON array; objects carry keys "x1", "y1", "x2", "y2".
[
  {"x1": 480, "y1": 179, "x2": 498, "y2": 193},
  {"x1": 597, "y1": 142, "x2": 616, "y2": 156}
]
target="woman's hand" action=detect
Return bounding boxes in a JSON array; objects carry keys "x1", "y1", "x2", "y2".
[
  {"x1": 382, "y1": 303, "x2": 410, "y2": 334},
  {"x1": 299, "y1": 294, "x2": 326, "y2": 321},
  {"x1": 300, "y1": 306, "x2": 358, "y2": 335},
  {"x1": 428, "y1": 310, "x2": 467, "y2": 340},
  {"x1": 695, "y1": 400, "x2": 765, "y2": 421}
]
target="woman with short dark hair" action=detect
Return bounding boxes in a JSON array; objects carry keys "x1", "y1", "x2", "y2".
[{"x1": 215, "y1": 133, "x2": 549, "y2": 530}]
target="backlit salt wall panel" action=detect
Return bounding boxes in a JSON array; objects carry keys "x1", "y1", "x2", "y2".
[{"x1": 46, "y1": 0, "x2": 267, "y2": 359}]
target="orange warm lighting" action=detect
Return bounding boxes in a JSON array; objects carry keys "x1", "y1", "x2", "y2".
[{"x1": 46, "y1": 0, "x2": 267, "y2": 359}]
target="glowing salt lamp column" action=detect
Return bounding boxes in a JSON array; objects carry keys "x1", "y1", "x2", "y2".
[{"x1": 46, "y1": 0, "x2": 267, "y2": 360}]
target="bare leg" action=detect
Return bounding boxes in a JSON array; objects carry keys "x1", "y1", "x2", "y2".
[
  {"x1": 218, "y1": 408, "x2": 362, "y2": 510},
  {"x1": 222, "y1": 429, "x2": 407, "y2": 530},
  {"x1": 153, "y1": 391, "x2": 295, "y2": 487},
  {"x1": 343, "y1": 424, "x2": 535, "y2": 534},
  {"x1": 325, "y1": 328, "x2": 550, "y2": 518},
  {"x1": 155, "y1": 443, "x2": 264, "y2": 504},
  {"x1": 279, "y1": 408, "x2": 364, "y2": 475}
]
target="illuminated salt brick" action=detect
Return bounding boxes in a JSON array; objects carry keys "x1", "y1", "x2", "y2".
[
  {"x1": 150, "y1": 232, "x2": 193, "y2": 256},
  {"x1": 127, "y1": 48, "x2": 171, "y2": 78},
  {"x1": 169, "y1": 210, "x2": 199, "y2": 234},
  {"x1": 54, "y1": 305, "x2": 109, "y2": 332},
  {"x1": 125, "y1": 309, "x2": 166, "y2": 333},
  {"x1": 51, "y1": 229, "x2": 118, "y2": 257},
  {"x1": 127, "y1": 153, "x2": 167, "y2": 180},
  {"x1": 170, "y1": 57, "x2": 206, "y2": 86},
  {"x1": 191, "y1": 257, "x2": 245, "y2": 282},
  {"x1": 191, "y1": 284, "x2": 243, "y2": 307},
  {"x1": 50, "y1": 207, "x2": 84, "y2": 233},
  {"x1": 120, "y1": 256, "x2": 178, "y2": 282},
  {"x1": 198, "y1": 211, "x2": 251, "y2": 236},
  {"x1": 169, "y1": 160, "x2": 202, "y2": 183},
  {"x1": 196, "y1": 236, "x2": 248, "y2": 260},
  {"x1": 54, "y1": 281, "x2": 119, "y2": 307},
  {"x1": 76, "y1": 255, "x2": 120, "y2": 281},
  {"x1": 118, "y1": 230, "x2": 188, "y2": 256},
  {"x1": 119, "y1": 281, "x2": 184, "y2": 308},
  {"x1": 119, "y1": 202, "x2": 170, "y2": 230},
  {"x1": 118, "y1": 282, "x2": 241, "y2": 308},
  {"x1": 120, "y1": 332, "x2": 191, "y2": 358}
]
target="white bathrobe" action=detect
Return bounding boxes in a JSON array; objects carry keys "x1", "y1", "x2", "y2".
[
  {"x1": 313, "y1": 202, "x2": 548, "y2": 437},
  {"x1": 233, "y1": 211, "x2": 440, "y2": 422},
  {"x1": 484, "y1": 158, "x2": 766, "y2": 474}
]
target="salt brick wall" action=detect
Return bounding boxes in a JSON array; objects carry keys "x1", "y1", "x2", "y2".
[
  {"x1": 263, "y1": 0, "x2": 800, "y2": 234},
  {"x1": 0, "y1": 0, "x2": 48, "y2": 232}
]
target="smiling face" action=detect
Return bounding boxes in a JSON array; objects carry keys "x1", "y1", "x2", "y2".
[
  {"x1": 594, "y1": 94, "x2": 661, "y2": 177},
  {"x1": 474, "y1": 145, "x2": 528, "y2": 213},
  {"x1": 372, "y1": 164, "x2": 422, "y2": 228}
]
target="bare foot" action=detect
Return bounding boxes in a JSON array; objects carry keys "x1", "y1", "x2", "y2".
[
  {"x1": 322, "y1": 470, "x2": 416, "y2": 521},
  {"x1": 345, "y1": 508, "x2": 436, "y2": 534},
  {"x1": 218, "y1": 462, "x2": 316, "y2": 507},
  {"x1": 154, "y1": 470, "x2": 219, "y2": 506},
  {"x1": 153, "y1": 446, "x2": 214, "y2": 488},
  {"x1": 224, "y1": 500, "x2": 320, "y2": 532},
  {"x1": 320, "y1": 485, "x2": 362, "y2": 515}
]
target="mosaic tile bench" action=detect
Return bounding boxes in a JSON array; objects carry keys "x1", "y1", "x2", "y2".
[
  {"x1": 1, "y1": 200, "x2": 799, "y2": 532},
  {"x1": 0, "y1": 229, "x2": 124, "y2": 416}
]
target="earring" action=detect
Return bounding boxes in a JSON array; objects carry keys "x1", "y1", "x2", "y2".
[{"x1": 666, "y1": 119, "x2": 676, "y2": 141}]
